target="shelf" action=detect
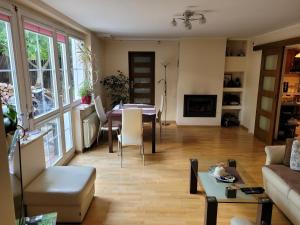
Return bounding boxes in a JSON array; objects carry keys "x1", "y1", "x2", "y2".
[
  {"x1": 225, "y1": 57, "x2": 247, "y2": 72},
  {"x1": 223, "y1": 87, "x2": 243, "y2": 92},
  {"x1": 222, "y1": 105, "x2": 242, "y2": 110}
]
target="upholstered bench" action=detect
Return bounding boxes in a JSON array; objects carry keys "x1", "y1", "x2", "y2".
[{"x1": 24, "y1": 166, "x2": 96, "y2": 223}]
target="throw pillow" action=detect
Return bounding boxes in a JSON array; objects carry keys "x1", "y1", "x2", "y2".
[
  {"x1": 290, "y1": 139, "x2": 300, "y2": 171},
  {"x1": 283, "y1": 138, "x2": 294, "y2": 166}
]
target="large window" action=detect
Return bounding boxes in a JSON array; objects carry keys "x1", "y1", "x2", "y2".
[
  {"x1": 24, "y1": 23, "x2": 58, "y2": 117},
  {"x1": 0, "y1": 14, "x2": 19, "y2": 110},
  {"x1": 69, "y1": 37, "x2": 84, "y2": 101}
]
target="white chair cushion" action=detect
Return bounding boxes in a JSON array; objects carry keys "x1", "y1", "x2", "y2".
[{"x1": 24, "y1": 166, "x2": 96, "y2": 206}]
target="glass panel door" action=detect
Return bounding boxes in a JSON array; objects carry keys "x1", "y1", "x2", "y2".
[
  {"x1": 254, "y1": 47, "x2": 284, "y2": 144},
  {"x1": 129, "y1": 52, "x2": 155, "y2": 105}
]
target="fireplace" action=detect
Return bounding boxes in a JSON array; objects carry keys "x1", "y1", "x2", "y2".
[{"x1": 184, "y1": 95, "x2": 217, "y2": 117}]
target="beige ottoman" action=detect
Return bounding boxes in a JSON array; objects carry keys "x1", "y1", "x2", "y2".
[{"x1": 24, "y1": 166, "x2": 96, "y2": 223}]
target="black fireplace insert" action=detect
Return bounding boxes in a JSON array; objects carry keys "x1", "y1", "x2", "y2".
[{"x1": 184, "y1": 95, "x2": 217, "y2": 117}]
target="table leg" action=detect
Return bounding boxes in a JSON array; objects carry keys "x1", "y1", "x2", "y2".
[
  {"x1": 108, "y1": 113, "x2": 113, "y2": 153},
  {"x1": 204, "y1": 196, "x2": 218, "y2": 225},
  {"x1": 190, "y1": 159, "x2": 198, "y2": 194},
  {"x1": 256, "y1": 198, "x2": 273, "y2": 225},
  {"x1": 152, "y1": 115, "x2": 156, "y2": 153}
]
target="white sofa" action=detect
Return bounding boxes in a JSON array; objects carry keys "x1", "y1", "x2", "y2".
[{"x1": 262, "y1": 145, "x2": 300, "y2": 225}]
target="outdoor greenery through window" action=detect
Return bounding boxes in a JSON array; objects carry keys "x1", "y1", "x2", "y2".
[
  {"x1": 69, "y1": 37, "x2": 84, "y2": 101},
  {"x1": 25, "y1": 23, "x2": 57, "y2": 117},
  {"x1": 57, "y1": 34, "x2": 70, "y2": 105},
  {"x1": 0, "y1": 14, "x2": 19, "y2": 111}
]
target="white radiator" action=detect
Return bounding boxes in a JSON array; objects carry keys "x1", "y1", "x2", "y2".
[{"x1": 83, "y1": 112, "x2": 99, "y2": 148}]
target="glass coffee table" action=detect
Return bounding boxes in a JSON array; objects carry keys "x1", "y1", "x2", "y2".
[{"x1": 189, "y1": 159, "x2": 273, "y2": 225}]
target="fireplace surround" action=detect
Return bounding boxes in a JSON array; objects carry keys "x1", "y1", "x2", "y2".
[{"x1": 184, "y1": 95, "x2": 217, "y2": 117}]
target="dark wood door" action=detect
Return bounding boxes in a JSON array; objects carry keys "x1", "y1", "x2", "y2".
[
  {"x1": 129, "y1": 52, "x2": 155, "y2": 105},
  {"x1": 254, "y1": 47, "x2": 284, "y2": 144}
]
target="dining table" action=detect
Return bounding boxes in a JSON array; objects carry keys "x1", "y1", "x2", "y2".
[{"x1": 107, "y1": 104, "x2": 157, "y2": 153}]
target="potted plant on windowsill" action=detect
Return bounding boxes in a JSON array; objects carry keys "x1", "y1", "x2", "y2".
[{"x1": 79, "y1": 80, "x2": 92, "y2": 104}]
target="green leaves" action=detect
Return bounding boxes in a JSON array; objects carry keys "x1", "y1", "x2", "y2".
[
  {"x1": 0, "y1": 21, "x2": 9, "y2": 56},
  {"x1": 2, "y1": 103, "x2": 17, "y2": 134},
  {"x1": 100, "y1": 71, "x2": 129, "y2": 108}
]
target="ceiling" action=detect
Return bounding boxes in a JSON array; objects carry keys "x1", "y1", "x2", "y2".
[{"x1": 41, "y1": 0, "x2": 300, "y2": 39}]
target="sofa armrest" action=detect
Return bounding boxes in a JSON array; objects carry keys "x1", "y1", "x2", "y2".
[{"x1": 265, "y1": 145, "x2": 286, "y2": 165}]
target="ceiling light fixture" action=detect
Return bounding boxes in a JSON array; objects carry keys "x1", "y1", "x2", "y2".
[{"x1": 171, "y1": 9, "x2": 208, "y2": 30}]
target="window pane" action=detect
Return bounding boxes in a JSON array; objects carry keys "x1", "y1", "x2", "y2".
[
  {"x1": 261, "y1": 96, "x2": 273, "y2": 112},
  {"x1": 0, "y1": 20, "x2": 19, "y2": 110},
  {"x1": 259, "y1": 115, "x2": 270, "y2": 131},
  {"x1": 40, "y1": 118, "x2": 62, "y2": 167},
  {"x1": 64, "y1": 111, "x2": 73, "y2": 152},
  {"x1": 265, "y1": 54, "x2": 278, "y2": 70},
  {"x1": 69, "y1": 37, "x2": 84, "y2": 100},
  {"x1": 25, "y1": 30, "x2": 58, "y2": 117},
  {"x1": 263, "y1": 76, "x2": 275, "y2": 91},
  {"x1": 57, "y1": 42, "x2": 70, "y2": 105},
  {"x1": 30, "y1": 70, "x2": 56, "y2": 116}
]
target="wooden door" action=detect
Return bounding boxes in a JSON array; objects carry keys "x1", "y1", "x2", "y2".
[
  {"x1": 254, "y1": 47, "x2": 284, "y2": 144},
  {"x1": 129, "y1": 52, "x2": 155, "y2": 105}
]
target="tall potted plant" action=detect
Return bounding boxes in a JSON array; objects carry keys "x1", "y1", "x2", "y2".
[
  {"x1": 100, "y1": 70, "x2": 129, "y2": 108},
  {"x1": 78, "y1": 43, "x2": 99, "y2": 104}
]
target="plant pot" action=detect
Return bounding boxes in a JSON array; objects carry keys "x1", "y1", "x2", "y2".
[{"x1": 81, "y1": 95, "x2": 92, "y2": 104}]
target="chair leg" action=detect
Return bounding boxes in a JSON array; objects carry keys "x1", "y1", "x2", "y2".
[
  {"x1": 142, "y1": 143, "x2": 145, "y2": 166},
  {"x1": 120, "y1": 144, "x2": 123, "y2": 168},
  {"x1": 160, "y1": 119, "x2": 162, "y2": 139},
  {"x1": 97, "y1": 126, "x2": 102, "y2": 144},
  {"x1": 117, "y1": 140, "x2": 120, "y2": 156}
]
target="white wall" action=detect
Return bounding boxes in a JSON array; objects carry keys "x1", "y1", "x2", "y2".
[
  {"x1": 0, "y1": 108, "x2": 16, "y2": 225},
  {"x1": 176, "y1": 38, "x2": 226, "y2": 125},
  {"x1": 103, "y1": 40, "x2": 179, "y2": 120},
  {"x1": 244, "y1": 22, "x2": 300, "y2": 133}
]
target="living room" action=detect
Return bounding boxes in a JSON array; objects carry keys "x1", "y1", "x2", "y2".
[{"x1": 1, "y1": 0, "x2": 300, "y2": 225}]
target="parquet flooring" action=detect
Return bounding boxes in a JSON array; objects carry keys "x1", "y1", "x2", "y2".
[{"x1": 69, "y1": 124, "x2": 292, "y2": 225}]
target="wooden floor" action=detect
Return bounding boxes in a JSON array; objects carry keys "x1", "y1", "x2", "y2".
[{"x1": 69, "y1": 124, "x2": 292, "y2": 225}]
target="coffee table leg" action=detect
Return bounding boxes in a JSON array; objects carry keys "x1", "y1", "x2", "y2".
[
  {"x1": 204, "y1": 196, "x2": 218, "y2": 225},
  {"x1": 256, "y1": 198, "x2": 273, "y2": 225},
  {"x1": 189, "y1": 159, "x2": 198, "y2": 194}
]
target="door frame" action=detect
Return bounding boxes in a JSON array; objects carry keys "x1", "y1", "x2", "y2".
[
  {"x1": 253, "y1": 36, "x2": 300, "y2": 144},
  {"x1": 128, "y1": 51, "x2": 155, "y2": 105}
]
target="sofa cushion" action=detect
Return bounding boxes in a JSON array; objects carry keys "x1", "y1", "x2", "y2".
[
  {"x1": 283, "y1": 138, "x2": 293, "y2": 166},
  {"x1": 24, "y1": 166, "x2": 96, "y2": 206},
  {"x1": 265, "y1": 165, "x2": 300, "y2": 194}
]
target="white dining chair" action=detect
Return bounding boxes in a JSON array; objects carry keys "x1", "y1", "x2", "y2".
[
  {"x1": 94, "y1": 96, "x2": 120, "y2": 144},
  {"x1": 157, "y1": 94, "x2": 164, "y2": 137},
  {"x1": 118, "y1": 108, "x2": 144, "y2": 167}
]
